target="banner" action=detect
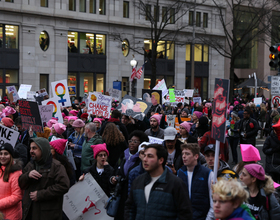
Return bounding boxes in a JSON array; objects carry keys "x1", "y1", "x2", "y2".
[
  {"x1": 63, "y1": 173, "x2": 113, "y2": 220},
  {"x1": 211, "y1": 78, "x2": 230, "y2": 143},
  {"x1": 108, "y1": 88, "x2": 122, "y2": 101},
  {"x1": 7, "y1": 86, "x2": 20, "y2": 102},
  {"x1": 42, "y1": 97, "x2": 63, "y2": 123},
  {"x1": 88, "y1": 92, "x2": 112, "y2": 119},
  {"x1": 51, "y1": 79, "x2": 71, "y2": 107},
  {"x1": 148, "y1": 136, "x2": 164, "y2": 145},
  {"x1": 183, "y1": 89, "x2": 194, "y2": 97},
  {"x1": 153, "y1": 79, "x2": 168, "y2": 97},
  {"x1": 0, "y1": 124, "x2": 19, "y2": 147},
  {"x1": 39, "y1": 105, "x2": 53, "y2": 124},
  {"x1": 166, "y1": 90, "x2": 185, "y2": 103},
  {"x1": 18, "y1": 84, "x2": 32, "y2": 99},
  {"x1": 193, "y1": 97, "x2": 202, "y2": 105},
  {"x1": 116, "y1": 95, "x2": 152, "y2": 121},
  {"x1": 142, "y1": 89, "x2": 162, "y2": 105},
  {"x1": 18, "y1": 100, "x2": 43, "y2": 132},
  {"x1": 165, "y1": 115, "x2": 176, "y2": 127}
]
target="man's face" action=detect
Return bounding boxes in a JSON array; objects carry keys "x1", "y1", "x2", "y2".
[
  {"x1": 151, "y1": 95, "x2": 157, "y2": 106},
  {"x1": 165, "y1": 139, "x2": 176, "y2": 149},
  {"x1": 30, "y1": 142, "x2": 42, "y2": 162},
  {"x1": 16, "y1": 124, "x2": 22, "y2": 132},
  {"x1": 143, "y1": 148, "x2": 162, "y2": 173},
  {"x1": 181, "y1": 111, "x2": 188, "y2": 117},
  {"x1": 121, "y1": 116, "x2": 129, "y2": 125},
  {"x1": 182, "y1": 149, "x2": 198, "y2": 167},
  {"x1": 74, "y1": 99, "x2": 79, "y2": 105},
  {"x1": 150, "y1": 118, "x2": 158, "y2": 129},
  {"x1": 243, "y1": 111, "x2": 250, "y2": 119},
  {"x1": 204, "y1": 151, "x2": 215, "y2": 169}
]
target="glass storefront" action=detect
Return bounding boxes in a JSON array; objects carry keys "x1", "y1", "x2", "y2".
[
  {"x1": 144, "y1": 39, "x2": 174, "y2": 59},
  {"x1": 144, "y1": 76, "x2": 174, "y2": 89},
  {"x1": 5, "y1": 25, "x2": 18, "y2": 49}
]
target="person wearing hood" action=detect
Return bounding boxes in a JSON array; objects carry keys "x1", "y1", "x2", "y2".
[{"x1": 18, "y1": 137, "x2": 70, "y2": 220}]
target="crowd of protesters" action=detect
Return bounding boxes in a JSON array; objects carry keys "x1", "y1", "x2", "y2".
[{"x1": 1, "y1": 94, "x2": 280, "y2": 220}]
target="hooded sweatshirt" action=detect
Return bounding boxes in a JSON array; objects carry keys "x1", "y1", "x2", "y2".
[{"x1": 30, "y1": 137, "x2": 51, "y2": 171}]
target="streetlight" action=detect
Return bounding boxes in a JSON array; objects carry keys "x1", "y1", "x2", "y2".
[
  {"x1": 130, "y1": 55, "x2": 137, "y2": 67},
  {"x1": 130, "y1": 55, "x2": 137, "y2": 96}
]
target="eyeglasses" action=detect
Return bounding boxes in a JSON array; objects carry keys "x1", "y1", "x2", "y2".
[
  {"x1": 97, "y1": 154, "x2": 107, "y2": 157},
  {"x1": 128, "y1": 140, "x2": 140, "y2": 144}
]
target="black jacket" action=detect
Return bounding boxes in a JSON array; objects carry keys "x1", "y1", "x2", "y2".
[
  {"x1": 239, "y1": 117, "x2": 258, "y2": 146},
  {"x1": 163, "y1": 139, "x2": 183, "y2": 171}
]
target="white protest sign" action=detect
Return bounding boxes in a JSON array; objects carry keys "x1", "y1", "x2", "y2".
[
  {"x1": 254, "y1": 97, "x2": 262, "y2": 105},
  {"x1": 165, "y1": 90, "x2": 185, "y2": 103},
  {"x1": 193, "y1": 97, "x2": 202, "y2": 105},
  {"x1": 42, "y1": 97, "x2": 63, "y2": 123},
  {"x1": 0, "y1": 124, "x2": 20, "y2": 147},
  {"x1": 51, "y1": 80, "x2": 72, "y2": 107},
  {"x1": 26, "y1": 91, "x2": 36, "y2": 101},
  {"x1": 183, "y1": 89, "x2": 194, "y2": 97},
  {"x1": 18, "y1": 84, "x2": 32, "y2": 99},
  {"x1": 153, "y1": 79, "x2": 168, "y2": 97},
  {"x1": 63, "y1": 173, "x2": 113, "y2": 220},
  {"x1": 39, "y1": 105, "x2": 54, "y2": 124},
  {"x1": 271, "y1": 76, "x2": 280, "y2": 95},
  {"x1": 88, "y1": 92, "x2": 112, "y2": 119},
  {"x1": 108, "y1": 88, "x2": 122, "y2": 101},
  {"x1": 66, "y1": 150, "x2": 77, "y2": 170},
  {"x1": 166, "y1": 115, "x2": 176, "y2": 127},
  {"x1": 148, "y1": 136, "x2": 164, "y2": 145},
  {"x1": 7, "y1": 86, "x2": 20, "y2": 102}
]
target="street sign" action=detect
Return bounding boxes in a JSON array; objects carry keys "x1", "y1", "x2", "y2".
[
  {"x1": 271, "y1": 76, "x2": 280, "y2": 95},
  {"x1": 272, "y1": 95, "x2": 280, "y2": 106}
]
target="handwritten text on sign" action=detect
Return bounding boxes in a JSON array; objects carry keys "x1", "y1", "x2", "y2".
[
  {"x1": 0, "y1": 124, "x2": 19, "y2": 147},
  {"x1": 88, "y1": 92, "x2": 112, "y2": 119}
]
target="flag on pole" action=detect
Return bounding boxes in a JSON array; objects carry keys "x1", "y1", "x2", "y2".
[
  {"x1": 130, "y1": 66, "x2": 136, "y2": 81},
  {"x1": 135, "y1": 63, "x2": 145, "y2": 79}
]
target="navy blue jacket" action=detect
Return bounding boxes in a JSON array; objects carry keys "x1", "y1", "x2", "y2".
[
  {"x1": 125, "y1": 167, "x2": 192, "y2": 220},
  {"x1": 177, "y1": 163, "x2": 212, "y2": 220}
]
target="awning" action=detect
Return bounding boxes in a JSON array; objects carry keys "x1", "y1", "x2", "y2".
[{"x1": 235, "y1": 77, "x2": 268, "y2": 89}]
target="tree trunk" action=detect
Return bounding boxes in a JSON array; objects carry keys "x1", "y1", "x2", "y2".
[
  {"x1": 150, "y1": 42, "x2": 157, "y2": 88},
  {"x1": 229, "y1": 59, "x2": 235, "y2": 104}
]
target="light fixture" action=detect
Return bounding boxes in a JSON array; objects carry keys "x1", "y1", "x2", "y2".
[
  {"x1": 41, "y1": 32, "x2": 45, "y2": 34},
  {"x1": 86, "y1": 33, "x2": 94, "y2": 36},
  {"x1": 130, "y1": 55, "x2": 137, "y2": 67},
  {"x1": 67, "y1": 35, "x2": 75, "y2": 37},
  {"x1": 99, "y1": 8, "x2": 101, "y2": 11}
]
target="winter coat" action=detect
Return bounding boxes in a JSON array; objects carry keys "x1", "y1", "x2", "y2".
[
  {"x1": 258, "y1": 110, "x2": 266, "y2": 122},
  {"x1": 80, "y1": 133, "x2": 103, "y2": 172},
  {"x1": 125, "y1": 167, "x2": 192, "y2": 220},
  {"x1": 0, "y1": 162, "x2": 23, "y2": 220},
  {"x1": 128, "y1": 162, "x2": 145, "y2": 195},
  {"x1": 18, "y1": 156, "x2": 70, "y2": 220},
  {"x1": 163, "y1": 139, "x2": 183, "y2": 171},
  {"x1": 263, "y1": 131, "x2": 280, "y2": 174},
  {"x1": 106, "y1": 140, "x2": 128, "y2": 167},
  {"x1": 239, "y1": 117, "x2": 259, "y2": 146},
  {"x1": 68, "y1": 131, "x2": 85, "y2": 157},
  {"x1": 228, "y1": 119, "x2": 240, "y2": 138},
  {"x1": 225, "y1": 205, "x2": 255, "y2": 220},
  {"x1": 144, "y1": 127, "x2": 165, "y2": 139}
]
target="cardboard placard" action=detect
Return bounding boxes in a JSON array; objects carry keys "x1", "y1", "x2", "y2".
[
  {"x1": 42, "y1": 97, "x2": 63, "y2": 123},
  {"x1": 68, "y1": 86, "x2": 76, "y2": 96},
  {"x1": 254, "y1": 97, "x2": 262, "y2": 105},
  {"x1": 39, "y1": 105, "x2": 54, "y2": 124},
  {"x1": 63, "y1": 173, "x2": 113, "y2": 220},
  {"x1": 26, "y1": 91, "x2": 36, "y2": 101},
  {"x1": 51, "y1": 79, "x2": 72, "y2": 107},
  {"x1": 0, "y1": 124, "x2": 20, "y2": 147},
  {"x1": 37, "y1": 88, "x2": 48, "y2": 97},
  {"x1": 18, "y1": 84, "x2": 32, "y2": 99},
  {"x1": 18, "y1": 100, "x2": 43, "y2": 132},
  {"x1": 153, "y1": 79, "x2": 168, "y2": 97},
  {"x1": 165, "y1": 115, "x2": 176, "y2": 127},
  {"x1": 116, "y1": 95, "x2": 152, "y2": 121},
  {"x1": 193, "y1": 97, "x2": 202, "y2": 105},
  {"x1": 108, "y1": 88, "x2": 122, "y2": 101},
  {"x1": 166, "y1": 90, "x2": 185, "y2": 104},
  {"x1": 142, "y1": 89, "x2": 162, "y2": 105},
  {"x1": 148, "y1": 136, "x2": 164, "y2": 145},
  {"x1": 183, "y1": 89, "x2": 194, "y2": 97},
  {"x1": 6, "y1": 86, "x2": 20, "y2": 102},
  {"x1": 175, "y1": 117, "x2": 191, "y2": 133},
  {"x1": 88, "y1": 92, "x2": 112, "y2": 119}
]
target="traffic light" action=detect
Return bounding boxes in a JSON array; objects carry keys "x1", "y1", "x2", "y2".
[{"x1": 269, "y1": 45, "x2": 279, "y2": 68}]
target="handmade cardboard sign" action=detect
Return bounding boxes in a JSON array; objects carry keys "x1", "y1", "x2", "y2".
[
  {"x1": 0, "y1": 124, "x2": 19, "y2": 147},
  {"x1": 39, "y1": 105, "x2": 53, "y2": 124},
  {"x1": 42, "y1": 97, "x2": 63, "y2": 123},
  {"x1": 148, "y1": 136, "x2": 164, "y2": 145},
  {"x1": 51, "y1": 80, "x2": 71, "y2": 107},
  {"x1": 7, "y1": 86, "x2": 19, "y2": 102},
  {"x1": 193, "y1": 97, "x2": 202, "y2": 105},
  {"x1": 166, "y1": 90, "x2": 185, "y2": 103},
  {"x1": 18, "y1": 84, "x2": 32, "y2": 99},
  {"x1": 142, "y1": 89, "x2": 162, "y2": 105},
  {"x1": 88, "y1": 92, "x2": 112, "y2": 119},
  {"x1": 165, "y1": 115, "x2": 176, "y2": 127},
  {"x1": 184, "y1": 89, "x2": 194, "y2": 97},
  {"x1": 153, "y1": 79, "x2": 168, "y2": 97},
  {"x1": 108, "y1": 88, "x2": 122, "y2": 101}
]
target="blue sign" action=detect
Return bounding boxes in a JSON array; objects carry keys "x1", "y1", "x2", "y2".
[{"x1": 113, "y1": 81, "x2": 121, "y2": 90}]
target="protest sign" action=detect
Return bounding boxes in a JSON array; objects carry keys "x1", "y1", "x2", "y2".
[
  {"x1": 67, "y1": 150, "x2": 77, "y2": 170},
  {"x1": 51, "y1": 80, "x2": 71, "y2": 107},
  {"x1": 193, "y1": 97, "x2": 202, "y2": 105},
  {"x1": 174, "y1": 117, "x2": 191, "y2": 132},
  {"x1": 0, "y1": 124, "x2": 19, "y2": 147},
  {"x1": 26, "y1": 91, "x2": 36, "y2": 101},
  {"x1": 39, "y1": 105, "x2": 53, "y2": 124},
  {"x1": 116, "y1": 95, "x2": 152, "y2": 121},
  {"x1": 42, "y1": 97, "x2": 63, "y2": 123},
  {"x1": 168, "y1": 89, "x2": 176, "y2": 102},
  {"x1": 153, "y1": 79, "x2": 168, "y2": 97},
  {"x1": 63, "y1": 173, "x2": 113, "y2": 220},
  {"x1": 7, "y1": 86, "x2": 20, "y2": 102},
  {"x1": 183, "y1": 89, "x2": 194, "y2": 97},
  {"x1": 37, "y1": 88, "x2": 49, "y2": 97},
  {"x1": 18, "y1": 100, "x2": 43, "y2": 132},
  {"x1": 18, "y1": 84, "x2": 32, "y2": 99},
  {"x1": 165, "y1": 115, "x2": 176, "y2": 127},
  {"x1": 88, "y1": 92, "x2": 112, "y2": 119},
  {"x1": 254, "y1": 97, "x2": 262, "y2": 105},
  {"x1": 142, "y1": 89, "x2": 162, "y2": 105},
  {"x1": 68, "y1": 86, "x2": 76, "y2": 96},
  {"x1": 148, "y1": 136, "x2": 164, "y2": 145},
  {"x1": 108, "y1": 88, "x2": 122, "y2": 101},
  {"x1": 166, "y1": 90, "x2": 185, "y2": 103}
]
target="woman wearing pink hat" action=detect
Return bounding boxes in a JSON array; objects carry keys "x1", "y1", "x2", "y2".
[
  {"x1": 49, "y1": 123, "x2": 66, "y2": 142},
  {"x1": 178, "y1": 121, "x2": 197, "y2": 144},
  {"x1": 65, "y1": 116, "x2": 78, "y2": 138},
  {"x1": 240, "y1": 164, "x2": 280, "y2": 219}
]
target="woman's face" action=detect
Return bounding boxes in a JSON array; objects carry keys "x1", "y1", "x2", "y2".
[
  {"x1": 239, "y1": 168, "x2": 255, "y2": 187},
  {"x1": 51, "y1": 127, "x2": 56, "y2": 135},
  {"x1": 128, "y1": 136, "x2": 140, "y2": 154},
  {"x1": 181, "y1": 111, "x2": 188, "y2": 117},
  {"x1": 192, "y1": 113, "x2": 198, "y2": 121},
  {"x1": 0, "y1": 150, "x2": 11, "y2": 166},
  {"x1": 213, "y1": 194, "x2": 238, "y2": 220},
  {"x1": 63, "y1": 118, "x2": 69, "y2": 126},
  {"x1": 179, "y1": 126, "x2": 187, "y2": 136},
  {"x1": 69, "y1": 119, "x2": 75, "y2": 125},
  {"x1": 50, "y1": 147, "x2": 55, "y2": 157},
  {"x1": 96, "y1": 151, "x2": 108, "y2": 167},
  {"x1": 74, "y1": 127, "x2": 81, "y2": 133}
]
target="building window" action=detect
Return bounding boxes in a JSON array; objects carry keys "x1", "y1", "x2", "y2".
[
  {"x1": 203, "y1": 13, "x2": 208, "y2": 28},
  {"x1": 186, "y1": 44, "x2": 209, "y2": 62},
  {"x1": 41, "y1": 0, "x2": 48, "y2": 7},
  {"x1": 39, "y1": 31, "x2": 49, "y2": 51},
  {"x1": 79, "y1": 0, "x2": 86, "y2": 12},
  {"x1": 5, "y1": 25, "x2": 18, "y2": 49},
  {"x1": 69, "y1": 0, "x2": 76, "y2": 11},
  {"x1": 0, "y1": 25, "x2": 2, "y2": 48},
  {"x1": 122, "y1": 39, "x2": 129, "y2": 57},
  {"x1": 40, "y1": 74, "x2": 49, "y2": 93},
  {"x1": 5, "y1": 0, "x2": 14, "y2": 2},
  {"x1": 68, "y1": 31, "x2": 78, "y2": 53},
  {"x1": 166, "y1": 41, "x2": 174, "y2": 60},
  {"x1": 162, "y1": 7, "x2": 167, "y2": 23},
  {"x1": 154, "y1": 6, "x2": 159, "y2": 22},
  {"x1": 203, "y1": 45, "x2": 208, "y2": 62},
  {"x1": 89, "y1": 0, "x2": 96, "y2": 13},
  {"x1": 189, "y1": 11, "x2": 193, "y2": 26},
  {"x1": 144, "y1": 39, "x2": 174, "y2": 60},
  {"x1": 5, "y1": 69, "x2": 18, "y2": 83},
  {"x1": 123, "y1": 1, "x2": 129, "y2": 18},
  {"x1": 96, "y1": 34, "x2": 106, "y2": 55},
  {"x1": 194, "y1": 44, "x2": 202, "y2": 61},
  {"x1": 186, "y1": 44, "x2": 191, "y2": 61},
  {"x1": 96, "y1": 74, "x2": 104, "y2": 93},
  {"x1": 196, "y1": 12, "x2": 201, "y2": 27},
  {"x1": 99, "y1": 0, "x2": 105, "y2": 15},
  {"x1": 170, "y1": 8, "x2": 175, "y2": 24},
  {"x1": 146, "y1": 4, "x2": 151, "y2": 20},
  {"x1": 80, "y1": 33, "x2": 94, "y2": 54}
]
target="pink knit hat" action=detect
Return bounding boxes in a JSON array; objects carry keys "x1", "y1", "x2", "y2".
[
  {"x1": 193, "y1": 111, "x2": 203, "y2": 119},
  {"x1": 62, "y1": 113, "x2": 66, "y2": 118},
  {"x1": 234, "y1": 101, "x2": 239, "y2": 106},
  {"x1": 274, "y1": 182, "x2": 280, "y2": 189},
  {"x1": 240, "y1": 144, "x2": 261, "y2": 162},
  {"x1": 205, "y1": 103, "x2": 212, "y2": 108},
  {"x1": 68, "y1": 116, "x2": 78, "y2": 121},
  {"x1": 180, "y1": 121, "x2": 193, "y2": 133},
  {"x1": 72, "y1": 119, "x2": 85, "y2": 128},
  {"x1": 69, "y1": 110, "x2": 78, "y2": 116},
  {"x1": 91, "y1": 143, "x2": 109, "y2": 159},
  {"x1": 47, "y1": 119, "x2": 58, "y2": 128},
  {"x1": 150, "y1": 114, "x2": 162, "y2": 125},
  {"x1": 50, "y1": 139, "x2": 67, "y2": 155},
  {"x1": 244, "y1": 164, "x2": 265, "y2": 181},
  {"x1": 1, "y1": 106, "x2": 16, "y2": 117},
  {"x1": 53, "y1": 123, "x2": 66, "y2": 135},
  {"x1": 93, "y1": 118, "x2": 103, "y2": 124}
]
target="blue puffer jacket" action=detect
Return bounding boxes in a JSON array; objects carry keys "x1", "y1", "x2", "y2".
[
  {"x1": 128, "y1": 162, "x2": 145, "y2": 195},
  {"x1": 125, "y1": 167, "x2": 192, "y2": 220},
  {"x1": 226, "y1": 205, "x2": 255, "y2": 220},
  {"x1": 68, "y1": 131, "x2": 85, "y2": 157}
]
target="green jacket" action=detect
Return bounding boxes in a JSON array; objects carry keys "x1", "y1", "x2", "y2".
[{"x1": 81, "y1": 133, "x2": 103, "y2": 172}]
